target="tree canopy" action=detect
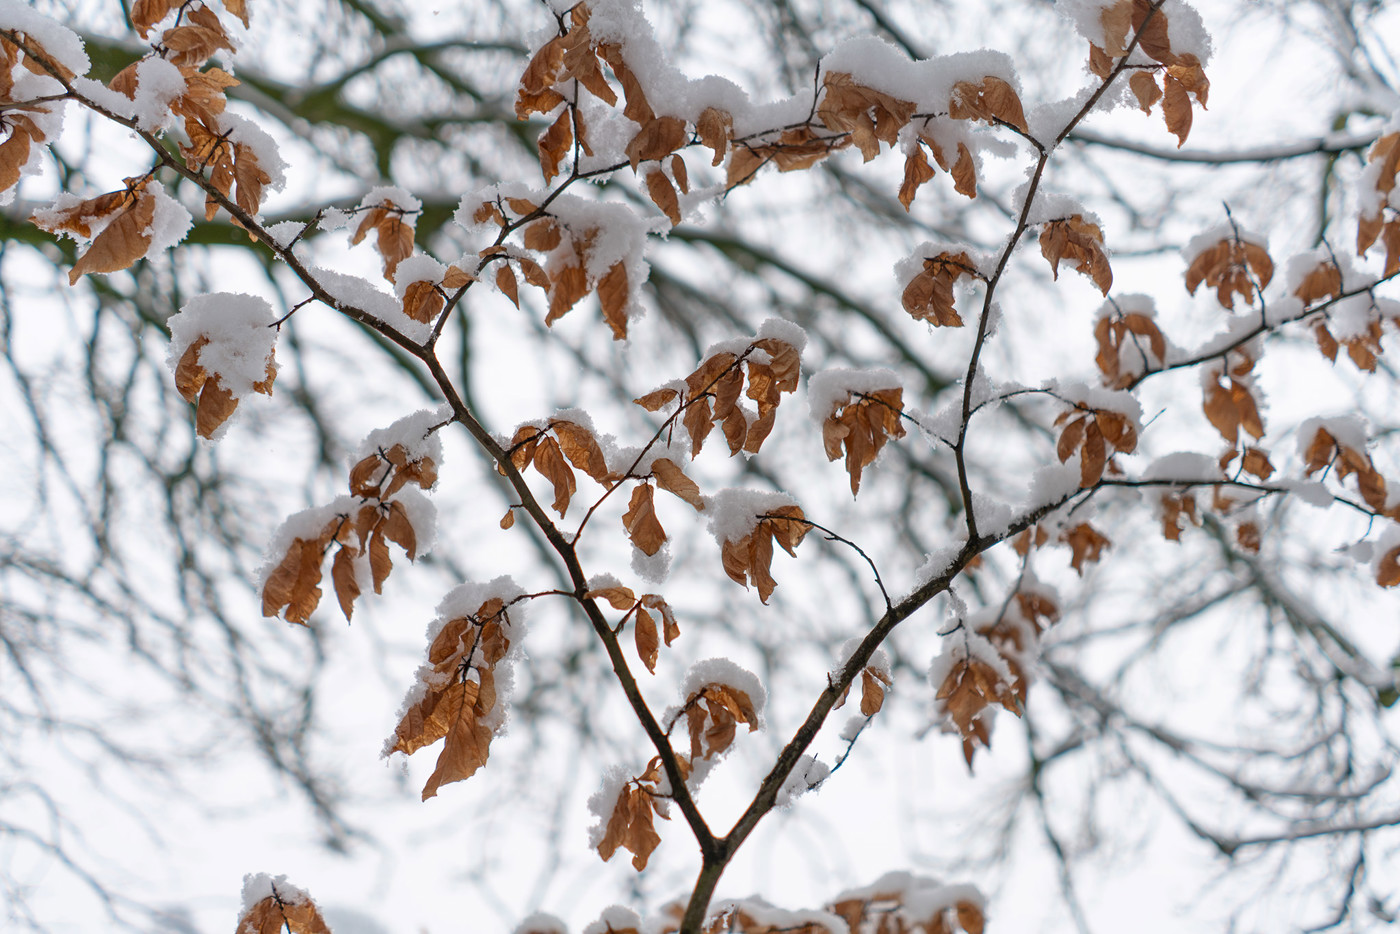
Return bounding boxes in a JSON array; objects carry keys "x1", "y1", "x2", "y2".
[{"x1": 2, "y1": 0, "x2": 1399, "y2": 932}]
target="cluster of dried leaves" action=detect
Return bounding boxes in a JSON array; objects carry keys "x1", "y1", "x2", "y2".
[
  {"x1": 1091, "y1": 0, "x2": 1210, "y2": 146},
  {"x1": 10, "y1": 0, "x2": 265, "y2": 283},
  {"x1": 901, "y1": 252, "x2": 981, "y2": 326},
  {"x1": 513, "y1": 2, "x2": 1039, "y2": 234},
  {"x1": 818, "y1": 387, "x2": 908, "y2": 496},
  {"x1": 1040, "y1": 215, "x2": 1113, "y2": 296},
  {"x1": 1358, "y1": 130, "x2": 1400, "y2": 278},
  {"x1": 587, "y1": 585, "x2": 681, "y2": 674},
  {"x1": 1304, "y1": 426, "x2": 1397, "y2": 524},
  {"x1": 597, "y1": 678, "x2": 762, "y2": 870},
  {"x1": 1014, "y1": 522, "x2": 1113, "y2": 577},
  {"x1": 1093, "y1": 306, "x2": 1167, "y2": 387},
  {"x1": 387, "y1": 596, "x2": 515, "y2": 800},
  {"x1": 473, "y1": 198, "x2": 633, "y2": 338},
  {"x1": 235, "y1": 882, "x2": 330, "y2": 934},
  {"x1": 1186, "y1": 232, "x2": 1274, "y2": 310},
  {"x1": 0, "y1": 31, "x2": 62, "y2": 209},
  {"x1": 720, "y1": 506, "x2": 811, "y2": 604},
  {"x1": 636, "y1": 336, "x2": 803, "y2": 459},
  {"x1": 1055, "y1": 402, "x2": 1138, "y2": 488},
  {"x1": 172, "y1": 332, "x2": 276, "y2": 439},
  {"x1": 930, "y1": 579, "x2": 1061, "y2": 766},
  {"x1": 262, "y1": 442, "x2": 437, "y2": 624}
]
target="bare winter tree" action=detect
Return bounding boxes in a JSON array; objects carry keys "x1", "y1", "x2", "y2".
[{"x1": 2, "y1": 0, "x2": 1398, "y2": 932}]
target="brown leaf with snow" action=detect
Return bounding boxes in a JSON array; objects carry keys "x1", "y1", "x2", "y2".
[
  {"x1": 902, "y1": 251, "x2": 978, "y2": 326},
  {"x1": 0, "y1": 114, "x2": 45, "y2": 197},
  {"x1": 949, "y1": 76, "x2": 1028, "y2": 133},
  {"x1": 623, "y1": 483, "x2": 667, "y2": 556},
  {"x1": 719, "y1": 506, "x2": 808, "y2": 603},
  {"x1": 597, "y1": 261, "x2": 629, "y2": 340},
  {"x1": 646, "y1": 167, "x2": 681, "y2": 226},
  {"x1": 1202, "y1": 373, "x2": 1264, "y2": 446},
  {"x1": 898, "y1": 145, "x2": 937, "y2": 211},
  {"x1": 596, "y1": 782, "x2": 665, "y2": 871},
  {"x1": 820, "y1": 386, "x2": 906, "y2": 495},
  {"x1": 532, "y1": 435, "x2": 576, "y2": 515},
  {"x1": 236, "y1": 889, "x2": 332, "y2": 934},
  {"x1": 626, "y1": 116, "x2": 688, "y2": 171},
  {"x1": 351, "y1": 201, "x2": 416, "y2": 282},
  {"x1": 1185, "y1": 236, "x2": 1273, "y2": 310},
  {"x1": 1094, "y1": 311, "x2": 1166, "y2": 388},
  {"x1": 538, "y1": 107, "x2": 573, "y2": 182},
  {"x1": 818, "y1": 71, "x2": 916, "y2": 161},
  {"x1": 650, "y1": 458, "x2": 704, "y2": 510},
  {"x1": 1039, "y1": 215, "x2": 1112, "y2": 295},
  {"x1": 160, "y1": 5, "x2": 236, "y2": 68},
  {"x1": 934, "y1": 657, "x2": 1018, "y2": 768}
]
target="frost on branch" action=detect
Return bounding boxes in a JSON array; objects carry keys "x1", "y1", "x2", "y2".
[
  {"x1": 235, "y1": 874, "x2": 330, "y2": 934},
  {"x1": 809, "y1": 368, "x2": 907, "y2": 496},
  {"x1": 166, "y1": 292, "x2": 277, "y2": 439},
  {"x1": 386, "y1": 577, "x2": 527, "y2": 800}
]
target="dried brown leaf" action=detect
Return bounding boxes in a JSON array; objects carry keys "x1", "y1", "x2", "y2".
[
  {"x1": 634, "y1": 387, "x2": 679, "y2": 411},
  {"x1": 626, "y1": 116, "x2": 688, "y2": 171},
  {"x1": 538, "y1": 107, "x2": 573, "y2": 182},
  {"x1": 949, "y1": 76, "x2": 1028, "y2": 133},
  {"x1": 1039, "y1": 215, "x2": 1112, "y2": 295},
  {"x1": 902, "y1": 251, "x2": 976, "y2": 326},
  {"x1": 532, "y1": 436, "x2": 576, "y2": 516},
  {"x1": 634, "y1": 607, "x2": 659, "y2": 673},
  {"x1": 623, "y1": 483, "x2": 666, "y2": 556},
  {"x1": 496, "y1": 263, "x2": 520, "y2": 308},
  {"x1": 696, "y1": 107, "x2": 732, "y2": 166},
  {"x1": 651, "y1": 457, "x2": 704, "y2": 510},
  {"x1": 331, "y1": 546, "x2": 359, "y2": 621},
  {"x1": 898, "y1": 145, "x2": 936, "y2": 211}
]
